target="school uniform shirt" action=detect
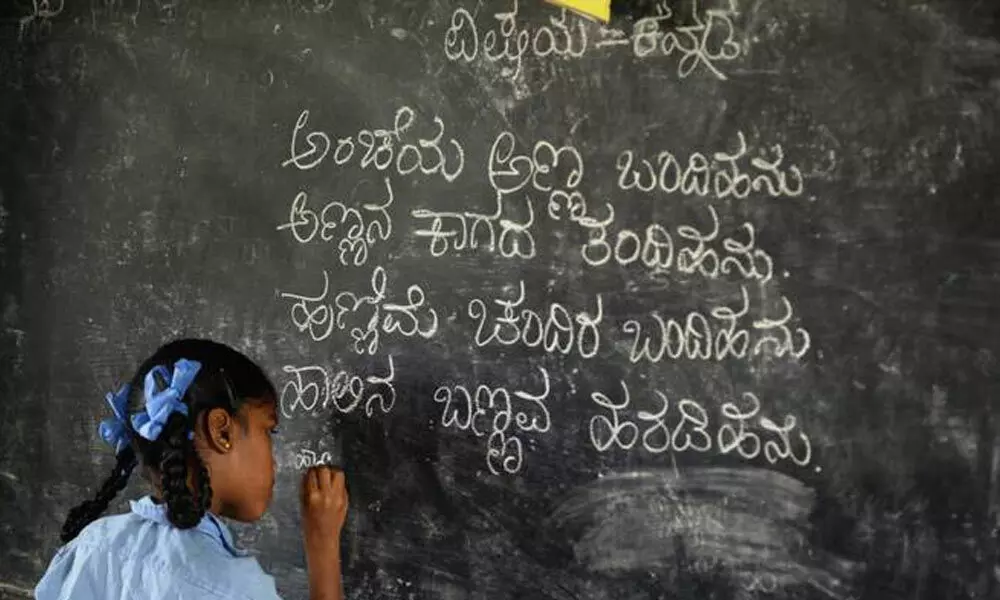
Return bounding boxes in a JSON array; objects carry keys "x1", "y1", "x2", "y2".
[{"x1": 35, "y1": 496, "x2": 282, "y2": 600}]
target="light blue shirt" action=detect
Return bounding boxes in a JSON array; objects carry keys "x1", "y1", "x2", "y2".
[{"x1": 35, "y1": 496, "x2": 283, "y2": 600}]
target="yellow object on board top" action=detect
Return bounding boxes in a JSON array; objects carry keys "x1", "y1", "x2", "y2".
[{"x1": 545, "y1": 0, "x2": 611, "y2": 23}]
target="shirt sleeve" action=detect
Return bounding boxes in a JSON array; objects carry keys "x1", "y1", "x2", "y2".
[
  {"x1": 237, "y1": 559, "x2": 284, "y2": 600},
  {"x1": 35, "y1": 542, "x2": 121, "y2": 600}
]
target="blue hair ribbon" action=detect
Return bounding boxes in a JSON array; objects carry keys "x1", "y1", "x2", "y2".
[
  {"x1": 98, "y1": 383, "x2": 132, "y2": 454},
  {"x1": 131, "y1": 358, "x2": 202, "y2": 442}
]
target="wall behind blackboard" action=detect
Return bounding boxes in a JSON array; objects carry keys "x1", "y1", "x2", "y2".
[{"x1": 1, "y1": 1, "x2": 999, "y2": 599}]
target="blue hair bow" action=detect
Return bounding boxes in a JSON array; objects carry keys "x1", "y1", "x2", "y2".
[
  {"x1": 98, "y1": 384, "x2": 132, "y2": 454},
  {"x1": 130, "y1": 358, "x2": 202, "y2": 442}
]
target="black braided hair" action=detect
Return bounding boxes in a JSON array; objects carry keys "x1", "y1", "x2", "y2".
[
  {"x1": 59, "y1": 339, "x2": 276, "y2": 538},
  {"x1": 193, "y1": 454, "x2": 213, "y2": 518},
  {"x1": 60, "y1": 447, "x2": 138, "y2": 542},
  {"x1": 158, "y1": 411, "x2": 202, "y2": 528}
]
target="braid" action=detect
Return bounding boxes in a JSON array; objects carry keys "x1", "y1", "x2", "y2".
[
  {"x1": 159, "y1": 412, "x2": 204, "y2": 528},
  {"x1": 195, "y1": 459, "x2": 213, "y2": 513},
  {"x1": 60, "y1": 447, "x2": 137, "y2": 542}
]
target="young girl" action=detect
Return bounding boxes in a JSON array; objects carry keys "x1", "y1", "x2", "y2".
[{"x1": 35, "y1": 338, "x2": 348, "y2": 600}]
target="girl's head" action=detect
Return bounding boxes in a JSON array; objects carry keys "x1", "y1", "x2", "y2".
[{"x1": 60, "y1": 338, "x2": 279, "y2": 542}]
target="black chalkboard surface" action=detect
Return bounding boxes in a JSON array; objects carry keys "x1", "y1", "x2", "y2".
[{"x1": 1, "y1": 1, "x2": 999, "y2": 599}]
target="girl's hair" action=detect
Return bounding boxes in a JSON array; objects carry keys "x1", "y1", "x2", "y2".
[{"x1": 60, "y1": 338, "x2": 276, "y2": 542}]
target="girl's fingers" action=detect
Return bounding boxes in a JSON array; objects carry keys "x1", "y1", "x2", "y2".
[
  {"x1": 301, "y1": 466, "x2": 346, "y2": 502},
  {"x1": 317, "y1": 465, "x2": 333, "y2": 490}
]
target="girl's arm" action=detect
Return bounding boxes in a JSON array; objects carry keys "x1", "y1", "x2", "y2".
[
  {"x1": 301, "y1": 466, "x2": 349, "y2": 600},
  {"x1": 306, "y1": 543, "x2": 343, "y2": 600}
]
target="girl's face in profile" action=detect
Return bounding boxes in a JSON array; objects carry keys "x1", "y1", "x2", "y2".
[{"x1": 215, "y1": 399, "x2": 279, "y2": 522}]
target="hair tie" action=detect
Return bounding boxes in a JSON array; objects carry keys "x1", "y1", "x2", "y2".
[
  {"x1": 98, "y1": 384, "x2": 132, "y2": 454},
  {"x1": 131, "y1": 359, "x2": 202, "y2": 441}
]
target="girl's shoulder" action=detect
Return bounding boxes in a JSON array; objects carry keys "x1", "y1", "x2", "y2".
[
  {"x1": 71, "y1": 510, "x2": 144, "y2": 550},
  {"x1": 45, "y1": 510, "x2": 281, "y2": 600}
]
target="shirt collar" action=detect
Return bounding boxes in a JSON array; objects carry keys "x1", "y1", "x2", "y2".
[{"x1": 130, "y1": 496, "x2": 249, "y2": 557}]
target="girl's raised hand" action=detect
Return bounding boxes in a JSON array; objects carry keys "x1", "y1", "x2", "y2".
[
  {"x1": 301, "y1": 466, "x2": 348, "y2": 600},
  {"x1": 300, "y1": 466, "x2": 349, "y2": 552}
]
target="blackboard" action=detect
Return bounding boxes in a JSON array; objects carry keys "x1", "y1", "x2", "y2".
[{"x1": 1, "y1": 1, "x2": 999, "y2": 599}]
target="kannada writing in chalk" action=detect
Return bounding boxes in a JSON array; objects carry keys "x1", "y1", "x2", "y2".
[
  {"x1": 434, "y1": 366, "x2": 552, "y2": 475},
  {"x1": 276, "y1": 177, "x2": 394, "y2": 267},
  {"x1": 574, "y1": 204, "x2": 775, "y2": 284},
  {"x1": 596, "y1": 0, "x2": 742, "y2": 80},
  {"x1": 445, "y1": 2, "x2": 586, "y2": 80},
  {"x1": 18, "y1": 0, "x2": 64, "y2": 40},
  {"x1": 589, "y1": 382, "x2": 813, "y2": 469},
  {"x1": 278, "y1": 266, "x2": 438, "y2": 354},
  {"x1": 408, "y1": 129, "x2": 588, "y2": 259},
  {"x1": 623, "y1": 285, "x2": 811, "y2": 363},
  {"x1": 282, "y1": 106, "x2": 465, "y2": 182},
  {"x1": 280, "y1": 355, "x2": 396, "y2": 419},
  {"x1": 616, "y1": 131, "x2": 804, "y2": 200},
  {"x1": 293, "y1": 447, "x2": 335, "y2": 469},
  {"x1": 488, "y1": 131, "x2": 585, "y2": 201},
  {"x1": 444, "y1": 0, "x2": 742, "y2": 81},
  {"x1": 411, "y1": 192, "x2": 537, "y2": 259},
  {"x1": 467, "y1": 281, "x2": 603, "y2": 359}
]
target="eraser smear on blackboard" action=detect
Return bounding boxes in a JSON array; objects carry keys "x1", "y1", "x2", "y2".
[{"x1": 545, "y1": 0, "x2": 611, "y2": 22}]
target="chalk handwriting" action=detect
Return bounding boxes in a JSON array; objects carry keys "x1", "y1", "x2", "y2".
[
  {"x1": 293, "y1": 447, "x2": 335, "y2": 469},
  {"x1": 589, "y1": 382, "x2": 813, "y2": 468},
  {"x1": 276, "y1": 177, "x2": 394, "y2": 267},
  {"x1": 443, "y1": 0, "x2": 742, "y2": 81},
  {"x1": 718, "y1": 391, "x2": 812, "y2": 468},
  {"x1": 445, "y1": 2, "x2": 587, "y2": 80},
  {"x1": 626, "y1": 0, "x2": 741, "y2": 80},
  {"x1": 411, "y1": 192, "x2": 536, "y2": 259},
  {"x1": 279, "y1": 355, "x2": 396, "y2": 419},
  {"x1": 547, "y1": 189, "x2": 591, "y2": 223},
  {"x1": 19, "y1": 0, "x2": 63, "y2": 41},
  {"x1": 589, "y1": 380, "x2": 640, "y2": 451},
  {"x1": 616, "y1": 131, "x2": 804, "y2": 200},
  {"x1": 467, "y1": 281, "x2": 603, "y2": 359},
  {"x1": 622, "y1": 285, "x2": 811, "y2": 363},
  {"x1": 278, "y1": 267, "x2": 438, "y2": 354},
  {"x1": 577, "y1": 204, "x2": 774, "y2": 284},
  {"x1": 488, "y1": 131, "x2": 585, "y2": 202},
  {"x1": 433, "y1": 367, "x2": 552, "y2": 475},
  {"x1": 282, "y1": 107, "x2": 465, "y2": 182}
]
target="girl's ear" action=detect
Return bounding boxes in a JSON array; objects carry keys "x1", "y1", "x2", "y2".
[{"x1": 204, "y1": 407, "x2": 235, "y2": 454}]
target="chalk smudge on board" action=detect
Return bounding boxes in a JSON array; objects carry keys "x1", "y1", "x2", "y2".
[{"x1": 548, "y1": 467, "x2": 859, "y2": 598}]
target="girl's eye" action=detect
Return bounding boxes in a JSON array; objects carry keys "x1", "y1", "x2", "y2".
[{"x1": 270, "y1": 426, "x2": 281, "y2": 436}]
